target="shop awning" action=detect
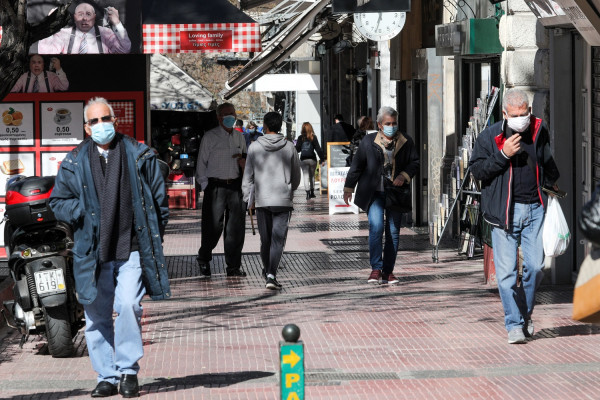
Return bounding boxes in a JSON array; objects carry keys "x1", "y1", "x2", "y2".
[
  {"x1": 142, "y1": 0, "x2": 261, "y2": 53},
  {"x1": 221, "y1": 0, "x2": 331, "y2": 99},
  {"x1": 150, "y1": 54, "x2": 214, "y2": 111}
]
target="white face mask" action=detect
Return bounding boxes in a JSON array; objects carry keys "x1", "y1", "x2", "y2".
[{"x1": 506, "y1": 114, "x2": 530, "y2": 133}]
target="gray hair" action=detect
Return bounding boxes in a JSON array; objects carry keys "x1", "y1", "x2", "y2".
[
  {"x1": 83, "y1": 97, "x2": 115, "y2": 122},
  {"x1": 376, "y1": 106, "x2": 398, "y2": 124},
  {"x1": 502, "y1": 89, "x2": 529, "y2": 112}
]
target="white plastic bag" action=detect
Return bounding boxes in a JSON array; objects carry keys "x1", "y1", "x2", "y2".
[{"x1": 543, "y1": 196, "x2": 570, "y2": 257}]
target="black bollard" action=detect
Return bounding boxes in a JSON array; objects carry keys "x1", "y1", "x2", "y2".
[{"x1": 282, "y1": 324, "x2": 301, "y2": 343}]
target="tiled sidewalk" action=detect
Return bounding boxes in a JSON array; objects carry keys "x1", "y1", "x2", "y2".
[{"x1": 0, "y1": 192, "x2": 598, "y2": 399}]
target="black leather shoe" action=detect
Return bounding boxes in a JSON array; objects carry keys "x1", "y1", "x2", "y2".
[
  {"x1": 226, "y1": 269, "x2": 247, "y2": 277},
  {"x1": 119, "y1": 374, "x2": 140, "y2": 398},
  {"x1": 91, "y1": 381, "x2": 118, "y2": 397},
  {"x1": 196, "y1": 257, "x2": 211, "y2": 276}
]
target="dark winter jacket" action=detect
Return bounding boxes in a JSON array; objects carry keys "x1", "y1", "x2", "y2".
[
  {"x1": 49, "y1": 134, "x2": 171, "y2": 304},
  {"x1": 328, "y1": 121, "x2": 354, "y2": 143},
  {"x1": 580, "y1": 183, "x2": 600, "y2": 246},
  {"x1": 344, "y1": 131, "x2": 419, "y2": 211},
  {"x1": 468, "y1": 116, "x2": 559, "y2": 230},
  {"x1": 295, "y1": 135, "x2": 325, "y2": 161}
]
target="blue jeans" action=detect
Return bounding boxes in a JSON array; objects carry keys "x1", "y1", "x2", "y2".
[
  {"x1": 367, "y1": 192, "x2": 402, "y2": 274},
  {"x1": 84, "y1": 251, "x2": 146, "y2": 384},
  {"x1": 491, "y1": 203, "x2": 545, "y2": 332}
]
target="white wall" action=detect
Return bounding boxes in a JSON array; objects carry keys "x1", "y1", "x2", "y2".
[{"x1": 296, "y1": 91, "x2": 322, "y2": 142}]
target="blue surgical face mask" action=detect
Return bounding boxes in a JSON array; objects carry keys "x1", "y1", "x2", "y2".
[
  {"x1": 248, "y1": 128, "x2": 256, "y2": 133},
  {"x1": 90, "y1": 122, "x2": 115, "y2": 145},
  {"x1": 222, "y1": 115, "x2": 236, "y2": 129},
  {"x1": 382, "y1": 125, "x2": 398, "y2": 138}
]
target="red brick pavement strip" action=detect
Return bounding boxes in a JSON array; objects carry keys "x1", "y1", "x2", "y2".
[{"x1": 1, "y1": 194, "x2": 600, "y2": 399}]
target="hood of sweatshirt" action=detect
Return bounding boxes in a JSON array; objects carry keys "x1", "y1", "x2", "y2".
[{"x1": 256, "y1": 133, "x2": 287, "y2": 151}]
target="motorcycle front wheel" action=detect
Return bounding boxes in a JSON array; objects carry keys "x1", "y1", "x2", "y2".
[{"x1": 44, "y1": 305, "x2": 74, "y2": 358}]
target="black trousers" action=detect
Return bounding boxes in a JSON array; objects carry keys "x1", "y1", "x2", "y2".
[
  {"x1": 256, "y1": 208, "x2": 291, "y2": 277},
  {"x1": 198, "y1": 180, "x2": 245, "y2": 272}
]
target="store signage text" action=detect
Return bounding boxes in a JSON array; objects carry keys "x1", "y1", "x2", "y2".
[{"x1": 180, "y1": 30, "x2": 233, "y2": 51}]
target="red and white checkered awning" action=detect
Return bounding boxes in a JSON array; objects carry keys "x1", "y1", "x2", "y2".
[{"x1": 143, "y1": 23, "x2": 261, "y2": 53}]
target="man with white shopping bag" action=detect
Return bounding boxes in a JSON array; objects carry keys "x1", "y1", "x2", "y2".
[{"x1": 469, "y1": 89, "x2": 561, "y2": 344}]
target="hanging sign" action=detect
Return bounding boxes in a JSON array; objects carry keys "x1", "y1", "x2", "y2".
[{"x1": 180, "y1": 29, "x2": 233, "y2": 51}]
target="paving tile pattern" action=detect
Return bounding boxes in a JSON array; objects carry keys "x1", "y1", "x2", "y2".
[{"x1": 0, "y1": 192, "x2": 599, "y2": 399}]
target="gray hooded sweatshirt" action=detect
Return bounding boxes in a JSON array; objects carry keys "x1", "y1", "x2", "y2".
[{"x1": 242, "y1": 133, "x2": 301, "y2": 208}]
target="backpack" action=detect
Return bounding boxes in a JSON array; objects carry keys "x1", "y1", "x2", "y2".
[{"x1": 300, "y1": 139, "x2": 314, "y2": 158}]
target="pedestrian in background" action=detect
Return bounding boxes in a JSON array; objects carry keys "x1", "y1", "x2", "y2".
[
  {"x1": 49, "y1": 97, "x2": 170, "y2": 398},
  {"x1": 328, "y1": 113, "x2": 354, "y2": 143},
  {"x1": 469, "y1": 88, "x2": 560, "y2": 344},
  {"x1": 243, "y1": 121, "x2": 262, "y2": 149},
  {"x1": 343, "y1": 106, "x2": 419, "y2": 285},
  {"x1": 347, "y1": 116, "x2": 374, "y2": 166},
  {"x1": 195, "y1": 102, "x2": 248, "y2": 278},
  {"x1": 234, "y1": 119, "x2": 244, "y2": 133},
  {"x1": 242, "y1": 111, "x2": 301, "y2": 290},
  {"x1": 295, "y1": 122, "x2": 325, "y2": 200}
]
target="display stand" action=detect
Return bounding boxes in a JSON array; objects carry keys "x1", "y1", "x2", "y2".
[
  {"x1": 431, "y1": 166, "x2": 481, "y2": 262},
  {"x1": 430, "y1": 86, "x2": 498, "y2": 262}
]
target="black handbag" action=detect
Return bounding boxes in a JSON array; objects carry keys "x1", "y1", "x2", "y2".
[{"x1": 383, "y1": 178, "x2": 412, "y2": 212}]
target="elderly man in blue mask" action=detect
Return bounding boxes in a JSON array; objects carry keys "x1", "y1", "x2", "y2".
[
  {"x1": 50, "y1": 97, "x2": 170, "y2": 397},
  {"x1": 195, "y1": 102, "x2": 248, "y2": 278}
]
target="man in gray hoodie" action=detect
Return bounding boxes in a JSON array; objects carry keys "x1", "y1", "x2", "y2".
[{"x1": 242, "y1": 112, "x2": 301, "y2": 289}]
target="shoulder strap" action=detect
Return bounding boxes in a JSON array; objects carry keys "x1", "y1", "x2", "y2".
[
  {"x1": 24, "y1": 72, "x2": 31, "y2": 93},
  {"x1": 67, "y1": 26, "x2": 76, "y2": 54},
  {"x1": 43, "y1": 71, "x2": 51, "y2": 92},
  {"x1": 95, "y1": 26, "x2": 103, "y2": 54}
]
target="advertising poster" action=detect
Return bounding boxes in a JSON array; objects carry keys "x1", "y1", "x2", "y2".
[
  {"x1": 40, "y1": 101, "x2": 85, "y2": 145},
  {"x1": 0, "y1": 202, "x2": 4, "y2": 253},
  {"x1": 0, "y1": 153, "x2": 35, "y2": 196},
  {"x1": 110, "y1": 100, "x2": 135, "y2": 137},
  {"x1": 328, "y1": 166, "x2": 359, "y2": 215},
  {"x1": 28, "y1": 0, "x2": 142, "y2": 54},
  {"x1": 0, "y1": 102, "x2": 35, "y2": 146},
  {"x1": 327, "y1": 143, "x2": 358, "y2": 215},
  {"x1": 41, "y1": 152, "x2": 69, "y2": 177}
]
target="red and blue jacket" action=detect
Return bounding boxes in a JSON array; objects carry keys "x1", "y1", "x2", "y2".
[{"x1": 468, "y1": 116, "x2": 560, "y2": 230}]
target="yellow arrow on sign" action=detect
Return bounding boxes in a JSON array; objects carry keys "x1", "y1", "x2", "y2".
[{"x1": 283, "y1": 350, "x2": 301, "y2": 368}]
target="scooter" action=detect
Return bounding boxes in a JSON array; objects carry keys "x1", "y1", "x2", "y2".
[{"x1": 1, "y1": 175, "x2": 84, "y2": 358}]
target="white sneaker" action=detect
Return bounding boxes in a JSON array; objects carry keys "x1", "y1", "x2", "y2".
[{"x1": 508, "y1": 328, "x2": 526, "y2": 344}]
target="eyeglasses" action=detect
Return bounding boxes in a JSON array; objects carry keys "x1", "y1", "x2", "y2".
[{"x1": 86, "y1": 115, "x2": 113, "y2": 126}]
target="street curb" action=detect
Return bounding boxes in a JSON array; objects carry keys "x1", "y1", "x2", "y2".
[{"x1": 0, "y1": 278, "x2": 14, "y2": 329}]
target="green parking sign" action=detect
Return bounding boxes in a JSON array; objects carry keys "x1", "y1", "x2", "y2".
[{"x1": 280, "y1": 342, "x2": 304, "y2": 400}]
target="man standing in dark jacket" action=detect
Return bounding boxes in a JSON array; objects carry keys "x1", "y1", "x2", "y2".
[
  {"x1": 343, "y1": 106, "x2": 419, "y2": 285},
  {"x1": 328, "y1": 114, "x2": 354, "y2": 143},
  {"x1": 50, "y1": 97, "x2": 170, "y2": 398},
  {"x1": 469, "y1": 89, "x2": 560, "y2": 344}
]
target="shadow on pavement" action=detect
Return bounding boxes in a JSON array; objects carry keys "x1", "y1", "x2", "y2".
[
  {"x1": 143, "y1": 371, "x2": 275, "y2": 390},
  {"x1": 2, "y1": 389, "x2": 90, "y2": 400}
]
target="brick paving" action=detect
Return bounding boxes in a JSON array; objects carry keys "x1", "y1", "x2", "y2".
[{"x1": 1, "y1": 191, "x2": 599, "y2": 399}]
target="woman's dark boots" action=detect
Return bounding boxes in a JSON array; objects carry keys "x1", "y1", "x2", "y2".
[
  {"x1": 310, "y1": 189, "x2": 316, "y2": 198},
  {"x1": 306, "y1": 191, "x2": 311, "y2": 200}
]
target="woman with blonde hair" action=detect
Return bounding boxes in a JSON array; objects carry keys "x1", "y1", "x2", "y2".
[{"x1": 295, "y1": 122, "x2": 325, "y2": 200}]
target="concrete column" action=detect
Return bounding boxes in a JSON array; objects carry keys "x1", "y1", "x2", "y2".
[
  {"x1": 499, "y1": 0, "x2": 550, "y2": 119},
  {"x1": 379, "y1": 40, "x2": 397, "y2": 110}
]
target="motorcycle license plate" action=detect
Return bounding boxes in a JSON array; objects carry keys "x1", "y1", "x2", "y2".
[{"x1": 34, "y1": 269, "x2": 66, "y2": 295}]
